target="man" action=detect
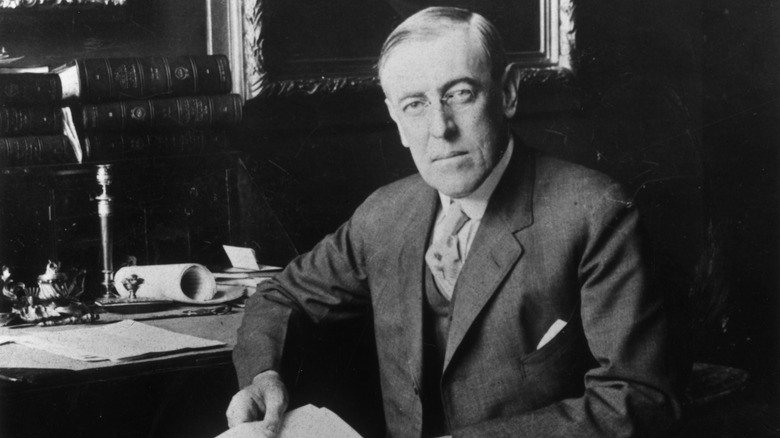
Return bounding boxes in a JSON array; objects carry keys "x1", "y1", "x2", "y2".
[{"x1": 227, "y1": 7, "x2": 680, "y2": 437}]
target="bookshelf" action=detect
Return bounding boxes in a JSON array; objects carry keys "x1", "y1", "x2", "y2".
[{"x1": 0, "y1": 0, "x2": 245, "y2": 293}]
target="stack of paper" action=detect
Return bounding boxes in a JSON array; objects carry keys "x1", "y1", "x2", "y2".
[
  {"x1": 217, "y1": 245, "x2": 281, "y2": 298},
  {"x1": 217, "y1": 404, "x2": 361, "y2": 438},
  {"x1": 214, "y1": 272, "x2": 276, "y2": 298},
  {"x1": 12, "y1": 320, "x2": 224, "y2": 362}
]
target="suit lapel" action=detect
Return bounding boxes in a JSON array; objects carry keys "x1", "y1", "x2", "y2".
[{"x1": 443, "y1": 144, "x2": 536, "y2": 373}]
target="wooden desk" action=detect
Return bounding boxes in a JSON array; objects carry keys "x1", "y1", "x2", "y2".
[{"x1": 0, "y1": 310, "x2": 244, "y2": 438}]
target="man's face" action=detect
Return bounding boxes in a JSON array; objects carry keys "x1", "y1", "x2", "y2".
[{"x1": 381, "y1": 27, "x2": 517, "y2": 198}]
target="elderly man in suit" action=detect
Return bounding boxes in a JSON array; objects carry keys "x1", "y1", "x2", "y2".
[{"x1": 227, "y1": 7, "x2": 680, "y2": 438}]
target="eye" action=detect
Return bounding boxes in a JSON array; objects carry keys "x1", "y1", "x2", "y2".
[
  {"x1": 444, "y1": 88, "x2": 475, "y2": 105},
  {"x1": 402, "y1": 100, "x2": 427, "y2": 116}
]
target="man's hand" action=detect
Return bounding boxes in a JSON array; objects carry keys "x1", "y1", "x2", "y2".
[{"x1": 226, "y1": 370, "x2": 289, "y2": 435}]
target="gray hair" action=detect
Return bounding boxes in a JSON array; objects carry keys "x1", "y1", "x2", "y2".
[{"x1": 377, "y1": 7, "x2": 507, "y2": 82}]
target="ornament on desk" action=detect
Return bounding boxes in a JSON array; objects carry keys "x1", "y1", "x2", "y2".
[
  {"x1": 14, "y1": 297, "x2": 98, "y2": 325},
  {"x1": 121, "y1": 274, "x2": 144, "y2": 299},
  {"x1": 37, "y1": 260, "x2": 67, "y2": 301},
  {"x1": 0, "y1": 261, "x2": 94, "y2": 326},
  {"x1": 0, "y1": 265, "x2": 23, "y2": 314},
  {"x1": 17, "y1": 274, "x2": 94, "y2": 325},
  {"x1": 1, "y1": 265, "x2": 25, "y2": 301},
  {"x1": 32, "y1": 261, "x2": 88, "y2": 308}
]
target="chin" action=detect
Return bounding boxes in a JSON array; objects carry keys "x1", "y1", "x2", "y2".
[
  {"x1": 430, "y1": 176, "x2": 483, "y2": 198},
  {"x1": 421, "y1": 161, "x2": 490, "y2": 197}
]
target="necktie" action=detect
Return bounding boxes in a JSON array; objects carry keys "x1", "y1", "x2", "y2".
[{"x1": 425, "y1": 202, "x2": 470, "y2": 300}]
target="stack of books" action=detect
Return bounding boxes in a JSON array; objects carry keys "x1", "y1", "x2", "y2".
[
  {"x1": 0, "y1": 67, "x2": 82, "y2": 166},
  {"x1": 0, "y1": 54, "x2": 242, "y2": 167}
]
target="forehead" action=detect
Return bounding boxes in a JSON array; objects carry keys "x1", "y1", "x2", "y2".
[{"x1": 380, "y1": 28, "x2": 491, "y2": 100}]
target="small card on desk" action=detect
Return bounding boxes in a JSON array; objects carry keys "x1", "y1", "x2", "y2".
[
  {"x1": 222, "y1": 245, "x2": 281, "y2": 273},
  {"x1": 223, "y1": 245, "x2": 262, "y2": 271},
  {"x1": 218, "y1": 246, "x2": 281, "y2": 298}
]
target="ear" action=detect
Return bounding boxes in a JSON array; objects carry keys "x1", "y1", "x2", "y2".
[
  {"x1": 500, "y1": 63, "x2": 521, "y2": 120},
  {"x1": 385, "y1": 98, "x2": 410, "y2": 147}
]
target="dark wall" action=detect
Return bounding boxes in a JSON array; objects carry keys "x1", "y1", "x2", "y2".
[
  {"x1": 700, "y1": 0, "x2": 779, "y2": 389},
  {"x1": 0, "y1": 0, "x2": 207, "y2": 67},
  {"x1": 234, "y1": 0, "x2": 778, "y2": 397}
]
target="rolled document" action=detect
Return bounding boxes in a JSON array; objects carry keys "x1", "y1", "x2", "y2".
[{"x1": 113, "y1": 264, "x2": 217, "y2": 303}]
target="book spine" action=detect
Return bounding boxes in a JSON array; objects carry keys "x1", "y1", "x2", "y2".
[
  {"x1": 77, "y1": 55, "x2": 232, "y2": 102},
  {"x1": 0, "y1": 106, "x2": 63, "y2": 137},
  {"x1": 84, "y1": 131, "x2": 230, "y2": 161},
  {"x1": 80, "y1": 94, "x2": 243, "y2": 132},
  {"x1": 0, "y1": 136, "x2": 75, "y2": 167},
  {"x1": 0, "y1": 74, "x2": 63, "y2": 105}
]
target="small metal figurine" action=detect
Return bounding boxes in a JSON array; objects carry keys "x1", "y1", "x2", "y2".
[
  {"x1": 120, "y1": 274, "x2": 144, "y2": 299},
  {"x1": 37, "y1": 260, "x2": 66, "y2": 301}
]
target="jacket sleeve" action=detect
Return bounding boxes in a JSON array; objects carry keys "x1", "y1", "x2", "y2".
[
  {"x1": 454, "y1": 184, "x2": 681, "y2": 438},
  {"x1": 232, "y1": 213, "x2": 372, "y2": 389}
]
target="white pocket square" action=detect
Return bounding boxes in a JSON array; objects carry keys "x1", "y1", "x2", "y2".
[{"x1": 536, "y1": 319, "x2": 567, "y2": 350}]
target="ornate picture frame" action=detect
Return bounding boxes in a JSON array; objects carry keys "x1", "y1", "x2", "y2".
[{"x1": 227, "y1": 0, "x2": 574, "y2": 100}]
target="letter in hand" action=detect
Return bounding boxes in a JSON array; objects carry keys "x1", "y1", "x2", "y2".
[{"x1": 226, "y1": 370, "x2": 289, "y2": 437}]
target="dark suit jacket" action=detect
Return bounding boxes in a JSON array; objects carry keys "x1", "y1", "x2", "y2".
[{"x1": 234, "y1": 144, "x2": 680, "y2": 437}]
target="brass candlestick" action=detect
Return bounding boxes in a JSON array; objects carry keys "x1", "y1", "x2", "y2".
[{"x1": 96, "y1": 164, "x2": 114, "y2": 300}]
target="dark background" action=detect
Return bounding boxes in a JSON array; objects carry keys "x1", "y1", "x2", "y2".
[
  {"x1": 266, "y1": 0, "x2": 540, "y2": 65},
  {"x1": 0, "y1": 0, "x2": 777, "y2": 436}
]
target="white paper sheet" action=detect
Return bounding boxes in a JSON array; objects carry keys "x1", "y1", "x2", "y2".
[
  {"x1": 216, "y1": 404, "x2": 362, "y2": 438},
  {"x1": 12, "y1": 320, "x2": 224, "y2": 362}
]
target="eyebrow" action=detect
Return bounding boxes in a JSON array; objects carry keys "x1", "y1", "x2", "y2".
[
  {"x1": 394, "y1": 77, "x2": 481, "y2": 105},
  {"x1": 395, "y1": 91, "x2": 427, "y2": 105},
  {"x1": 440, "y1": 77, "x2": 480, "y2": 94}
]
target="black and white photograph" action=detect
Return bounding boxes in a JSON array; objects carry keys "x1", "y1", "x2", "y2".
[{"x1": 0, "y1": 1, "x2": 777, "y2": 437}]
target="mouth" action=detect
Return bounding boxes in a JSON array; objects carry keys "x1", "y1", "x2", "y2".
[{"x1": 431, "y1": 151, "x2": 469, "y2": 162}]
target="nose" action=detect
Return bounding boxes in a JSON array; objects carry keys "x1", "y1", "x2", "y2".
[{"x1": 427, "y1": 102, "x2": 456, "y2": 140}]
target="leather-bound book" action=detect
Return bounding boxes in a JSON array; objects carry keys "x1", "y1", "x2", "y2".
[
  {"x1": 0, "y1": 73, "x2": 63, "y2": 105},
  {"x1": 0, "y1": 135, "x2": 78, "y2": 167},
  {"x1": 55, "y1": 55, "x2": 232, "y2": 103},
  {"x1": 79, "y1": 94, "x2": 243, "y2": 132},
  {"x1": 0, "y1": 106, "x2": 63, "y2": 137}
]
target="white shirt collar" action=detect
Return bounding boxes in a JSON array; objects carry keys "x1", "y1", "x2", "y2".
[{"x1": 439, "y1": 136, "x2": 514, "y2": 220}]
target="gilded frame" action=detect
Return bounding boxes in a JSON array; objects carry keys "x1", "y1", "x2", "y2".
[{"x1": 221, "y1": 0, "x2": 574, "y2": 101}]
